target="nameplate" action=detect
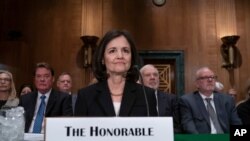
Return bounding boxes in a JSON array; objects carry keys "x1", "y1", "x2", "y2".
[{"x1": 45, "y1": 117, "x2": 173, "y2": 141}]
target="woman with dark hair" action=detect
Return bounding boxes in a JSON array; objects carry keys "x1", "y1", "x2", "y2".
[
  {"x1": 75, "y1": 29, "x2": 157, "y2": 117},
  {"x1": 92, "y1": 29, "x2": 139, "y2": 82}
]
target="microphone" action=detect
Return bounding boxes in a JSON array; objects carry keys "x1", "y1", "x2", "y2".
[{"x1": 133, "y1": 65, "x2": 150, "y2": 117}]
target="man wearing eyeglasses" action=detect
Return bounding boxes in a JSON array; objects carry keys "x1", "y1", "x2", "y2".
[{"x1": 179, "y1": 67, "x2": 242, "y2": 134}]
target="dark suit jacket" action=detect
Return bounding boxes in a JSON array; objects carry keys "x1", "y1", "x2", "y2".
[
  {"x1": 237, "y1": 98, "x2": 250, "y2": 125},
  {"x1": 19, "y1": 89, "x2": 73, "y2": 132},
  {"x1": 157, "y1": 91, "x2": 181, "y2": 133},
  {"x1": 74, "y1": 81, "x2": 158, "y2": 117},
  {"x1": 157, "y1": 91, "x2": 179, "y2": 116},
  {"x1": 72, "y1": 94, "x2": 77, "y2": 114},
  {"x1": 179, "y1": 91, "x2": 242, "y2": 134}
]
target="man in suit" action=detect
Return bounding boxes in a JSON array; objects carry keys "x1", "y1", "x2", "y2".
[
  {"x1": 56, "y1": 72, "x2": 77, "y2": 114},
  {"x1": 179, "y1": 67, "x2": 241, "y2": 134},
  {"x1": 19, "y1": 62, "x2": 73, "y2": 133},
  {"x1": 139, "y1": 64, "x2": 181, "y2": 133}
]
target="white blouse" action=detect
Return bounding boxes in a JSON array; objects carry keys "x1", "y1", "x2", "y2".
[{"x1": 113, "y1": 102, "x2": 121, "y2": 116}]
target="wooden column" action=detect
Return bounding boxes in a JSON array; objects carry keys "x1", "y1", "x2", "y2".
[{"x1": 81, "y1": 0, "x2": 103, "y2": 85}]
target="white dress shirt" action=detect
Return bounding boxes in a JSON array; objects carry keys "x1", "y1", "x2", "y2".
[
  {"x1": 28, "y1": 90, "x2": 51, "y2": 133},
  {"x1": 199, "y1": 93, "x2": 218, "y2": 134}
]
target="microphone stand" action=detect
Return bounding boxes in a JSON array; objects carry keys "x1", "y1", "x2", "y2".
[{"x1": 134, "y1": 66, "x2": 150, "y2": 117}]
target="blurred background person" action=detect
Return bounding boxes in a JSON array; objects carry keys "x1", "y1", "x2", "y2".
[
  {"x1": 139, "y1": 64, "x2": 181, "y2": 133},
  {"x1": 75, "y1": 29, "x2": 157, "y2": 117},
  {"x1": 19, "y1": 62, "x2": 72, "y2": 133},
  {"x1": 228, "y1": 88, "x2": 237, "y2": 99},
  {"x1": 18, "y1": 83, "x2": 34, "y2": 97},
  {"x1": 56, "y1": 72, "x2": 73, "y2": 94},
  {"x1": 0, "y1": 70, "x2": 19, "y2": 109},
  {"x1": 237, "y1": 79, "x2": 250, "y2": 125},
  {"x1": 56, "y1": 72, "x2": 77, "y2": 114},
  {"x1": 215, "y1": 81, "x2": 237, "y2": 101},
  {"x1": 214, "y1": 81, "x2": 224, "y2": 92},
  {"x1": 88, "y1": 77, "x2": 98, "y2": 86}
]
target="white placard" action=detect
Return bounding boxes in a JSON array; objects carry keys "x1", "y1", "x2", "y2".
[{"x1": 45, "y1": 117, "x2": 173, "y2": 141}]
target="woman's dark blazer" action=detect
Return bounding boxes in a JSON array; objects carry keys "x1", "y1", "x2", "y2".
[{"x1": 74, "y1": 80, "x2": 158, "y2": 117}]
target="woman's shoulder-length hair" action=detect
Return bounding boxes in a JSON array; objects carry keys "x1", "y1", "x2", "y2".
[
  {"x1": 92, "y1": 29, "x2": 140, "y2": 82},
  {"x1": 0, "y1": 70, "x2": 17, "y2": 100}
]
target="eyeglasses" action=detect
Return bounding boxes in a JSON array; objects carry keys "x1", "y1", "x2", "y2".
[
  {"x1": 197, "y1": 76, "x2": 217, "y2": 80},
  {"x1": 0, "y1": 78, "x2": 11, "y2": 82}
]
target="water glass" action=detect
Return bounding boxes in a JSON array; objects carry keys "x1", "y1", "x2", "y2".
[{"x1": 0, "y1": 106, "x2": 25, "y2": 141}]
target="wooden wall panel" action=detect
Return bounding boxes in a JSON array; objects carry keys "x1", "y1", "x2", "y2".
[
  {"x1": 235, "y1": 0, "x2": 250, "y2": 100},
  {"x1": 101, "y1": 0, "x2": 250, "y2": 101},
  {"x1": 3, "y1": 0, "x2": 85, "y2": 93},
  {"x1": 0, "y1": 41, "x2": 32, "y2": 90},
  {"x1": 1, "y1": 0, "x2": 250, "y2": 101}
]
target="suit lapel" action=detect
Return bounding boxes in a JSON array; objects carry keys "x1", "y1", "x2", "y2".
[
  {"x1": 96, "y1": 81, "x2": 116, "y2": 116},
  {"x1": 45, "y1": 89, "x2": 56, "y2": 116},
  {"x1": 194, "y1": 92, "x2": 210, "y2": 124},
  {"x1": 28, "y1": 92, "x2": 38, "y2": 123},
  {"x1": 119, "y1": 81, "x2": 136, "y2": 116},
  {"x1": 157, "y1": 91, "x2": 166, "y2": 115}
]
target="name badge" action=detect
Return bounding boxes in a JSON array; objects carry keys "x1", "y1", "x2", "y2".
[{"x1": 45, "y1": 117, "x2": 173, "y2": 141}]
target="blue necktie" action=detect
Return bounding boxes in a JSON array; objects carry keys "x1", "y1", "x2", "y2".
[{"x1": 33, "y1": 95, "x2": 46, "y2": 133}]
